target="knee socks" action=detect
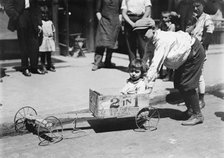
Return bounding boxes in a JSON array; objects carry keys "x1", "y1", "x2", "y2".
[
  {"x1": 198, "y1": 74, "x2": 205, "y2": 96},
  {"x1": 181, "y1": 89, "x2": 201, "y2": 115}
]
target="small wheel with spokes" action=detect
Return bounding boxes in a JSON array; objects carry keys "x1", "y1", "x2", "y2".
[
  {"x1": 135, "y1": 107, "x2": 160, "y2": 131},
  {"x1": 37, "y1": 116, "x2": 63, "y2": 145},
  {"x1": 14, "y1": 106, "x2": 37, "y2": 133}
]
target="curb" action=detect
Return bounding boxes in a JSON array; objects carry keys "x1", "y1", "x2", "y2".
[{"x1": 1, "y1": 83, "x2": 223, "y2": 138}]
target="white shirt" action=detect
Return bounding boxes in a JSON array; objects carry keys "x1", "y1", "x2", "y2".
[
  {"x1": 190, "y1": 13, "x2": 214, "y2": 42},
  {"x1": 146, "y1": 30, "x2": 195, "y2": 82},
  {"x1": 25, "y1": 0, "x2": 30, "y2": 9},
  {"x1": 121, "y1": 0, "x2": 151, "y2": 15},
  {"x1": 121, "y1": 78, "x2": 148, "y2": 95}
]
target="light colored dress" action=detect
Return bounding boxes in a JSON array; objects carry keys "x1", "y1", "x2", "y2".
[{"x1": 39, "y1": 20, "x2": 56, "y2": 52}]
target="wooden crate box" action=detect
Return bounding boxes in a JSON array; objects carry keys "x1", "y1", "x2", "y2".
[{"x1": 89, "y1": 89, "x2": 150, "y2": 118}]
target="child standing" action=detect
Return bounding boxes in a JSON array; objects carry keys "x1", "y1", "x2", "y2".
[
  {"x1": 121, "y1": 59, "x2": 151, "y2": 95},
  {"x1": 186, "y1": 0, "x2": 214, "y2": 109},
  {"x1": 39, "y1": 6, "x2": 56, "y2": 73}
]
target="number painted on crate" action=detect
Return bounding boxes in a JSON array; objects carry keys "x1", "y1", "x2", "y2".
[
  {"x1": 110, "y1": 98, "x2": 119, "y2": 108},
  {"x1": 110, "y1": 97, "x2": 134, "y2": 109}
]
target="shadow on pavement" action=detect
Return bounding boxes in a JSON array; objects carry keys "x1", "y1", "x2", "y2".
[
  {"x1": 214, "y1": 112, "x2": 224, "y2": 121},
  {"x1": 158, "y1": 108, "x2": 188, "y2": 121},
  {"x1": 166, "y1": 88, "x2": 184, "y2": 105},
  {"x1": 87, "y1": 117, "x2": 137, "y2": 133},
  {"x1": 86, "y1": 108, "x2": 188, "y2": 133},
  {"x1": 208, "y1": 91, "x2": 224, "y2": 99},
  {"x1": 114, "y1": 65, "x2": 129, "y2": 73}
]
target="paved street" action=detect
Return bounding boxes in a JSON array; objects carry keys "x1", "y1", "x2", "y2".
[
  {"x1": 0, "y1": 48, "x2": 224, "y2": 136},
  {"x1": 0, "y1": 46, "x2": 224, "y2": 157},
  {"x1": 0, "y1": 94, "x2": 223, "y2": 158}
]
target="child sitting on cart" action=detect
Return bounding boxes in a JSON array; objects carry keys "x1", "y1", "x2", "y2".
[{"x1": 121, "y1": 59, "x2": 152, "y2": 95}]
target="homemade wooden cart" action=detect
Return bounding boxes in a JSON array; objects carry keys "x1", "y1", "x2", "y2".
[{"x1": 14, "y1": 89, "x2": 160, "y2": 145}]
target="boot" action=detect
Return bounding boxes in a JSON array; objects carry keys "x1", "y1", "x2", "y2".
[{"x1": 181, "y1": 113, "x2": 204, "y2": 126}]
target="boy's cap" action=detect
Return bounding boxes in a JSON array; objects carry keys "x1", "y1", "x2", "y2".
[{"x1": 133, "y1": 18, "x2": 155, "y2": 31}]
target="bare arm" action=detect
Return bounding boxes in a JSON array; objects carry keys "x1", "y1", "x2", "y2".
[
  {"x1": 119, "y1": 14, "x2": 122, "y2": 23},
  {"x1": 122, "y1": 9, "x2": 135, "y2": 27},
  {"x1": 96, "y1": 0, "x2": 102, "y2": 21},
  {"x1": 96, "y1": 12, "x2": 102, "y2": 21},
  {"x1": 142, "y1": 6, "x2": 151, "y2": 18},
  {"x1": 169, "y1": 23, "x2": 176, "y2": 32}
]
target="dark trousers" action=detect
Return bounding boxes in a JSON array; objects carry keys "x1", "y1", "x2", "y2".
[
  {"x1": 174, "y1": 39, "x2": 205, "y2": 114},
  {"x1": 17, "y1": 10, "x2": 39, "y2": 70},
  {"x1": 94, "y1": 47, "x2": 113, "y2": 66},
  {"x1": 40, "y1": 52, "x2": 52, "y2": 67},
  {"x1": 124, "y1": 16, "x2": 150, "y2": 64}
]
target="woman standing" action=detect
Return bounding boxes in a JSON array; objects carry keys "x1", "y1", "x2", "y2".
[{"x1": 92, "y1": 0, "x2": 122, "y2": 71}]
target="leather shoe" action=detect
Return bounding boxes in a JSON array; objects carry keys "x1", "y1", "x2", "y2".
[
  {"x1": 41, "y1": 65, "x2": 48, "y2": 73},
  {"x1": 47, "y1": 67, "x2": 56, "y2": 72},
  {"x1": 31, "y1": 69, "x2": 45, "y2": 75},
  {"x1": 181, "y1": 114, "x2": 204, "y2": 126},
  {"x1": 22, "y1": 69, "x2": 31, "y2": 77},
  {"x1": 92, "y1": 65, "x2": 99, "y2": 71},
  {"x1": 92, "y1": 62, "x2": 104, "y2": 71}
]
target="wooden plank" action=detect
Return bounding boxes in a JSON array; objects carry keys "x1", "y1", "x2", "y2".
[
  {"x1": 89, "y1": 89, "x2": 100, "y2": 117},
  {"x1": 89, "y1": 90, "x2": 150, "y2": 118}
]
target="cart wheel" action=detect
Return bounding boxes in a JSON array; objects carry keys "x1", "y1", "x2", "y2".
[
  {"x1": 37, "y1": 116, "x2": 63, "y2": 145},
  {"x1": 14, "y1": 106, "x2": 37, "y2": 133},
  {"x1": 135, "y1": 107, "x2": 160, "y2": 131}
]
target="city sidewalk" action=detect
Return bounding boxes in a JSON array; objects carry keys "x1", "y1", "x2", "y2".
[{"x1": 0, "y1": 45, "x2": 224, "y2": 137}]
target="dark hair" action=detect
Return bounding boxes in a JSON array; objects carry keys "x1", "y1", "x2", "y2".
[
  {"x1": 193, "y1": 0, "x2": 205, "y2": 6},
  {"x1": 129, "y1": 59, "x2": 145, "y2": 74},
  {"x1": 40, "y1": 5, "x2": 49, "y2": 13}
]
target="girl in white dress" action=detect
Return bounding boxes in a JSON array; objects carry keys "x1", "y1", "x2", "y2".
[{"x1": 39, "y1": 6, "x2": 56, "y2": 73}]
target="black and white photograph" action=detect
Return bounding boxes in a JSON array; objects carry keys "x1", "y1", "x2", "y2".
[{"x1": 0, "y1": 0, "x2": 224, "y2": 157}]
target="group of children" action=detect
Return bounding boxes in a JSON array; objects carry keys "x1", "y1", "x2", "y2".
[{"x1": 39, "y1": 6, "x2": 56, "y2": 74}]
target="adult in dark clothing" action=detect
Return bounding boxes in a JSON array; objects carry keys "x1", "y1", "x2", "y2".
[
  {"x1": 92, "y1": 0, "x2": 122, "y2": 71},
  {"x1": 5, "y1": 0, "x2": 44, "y2": 76}
]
